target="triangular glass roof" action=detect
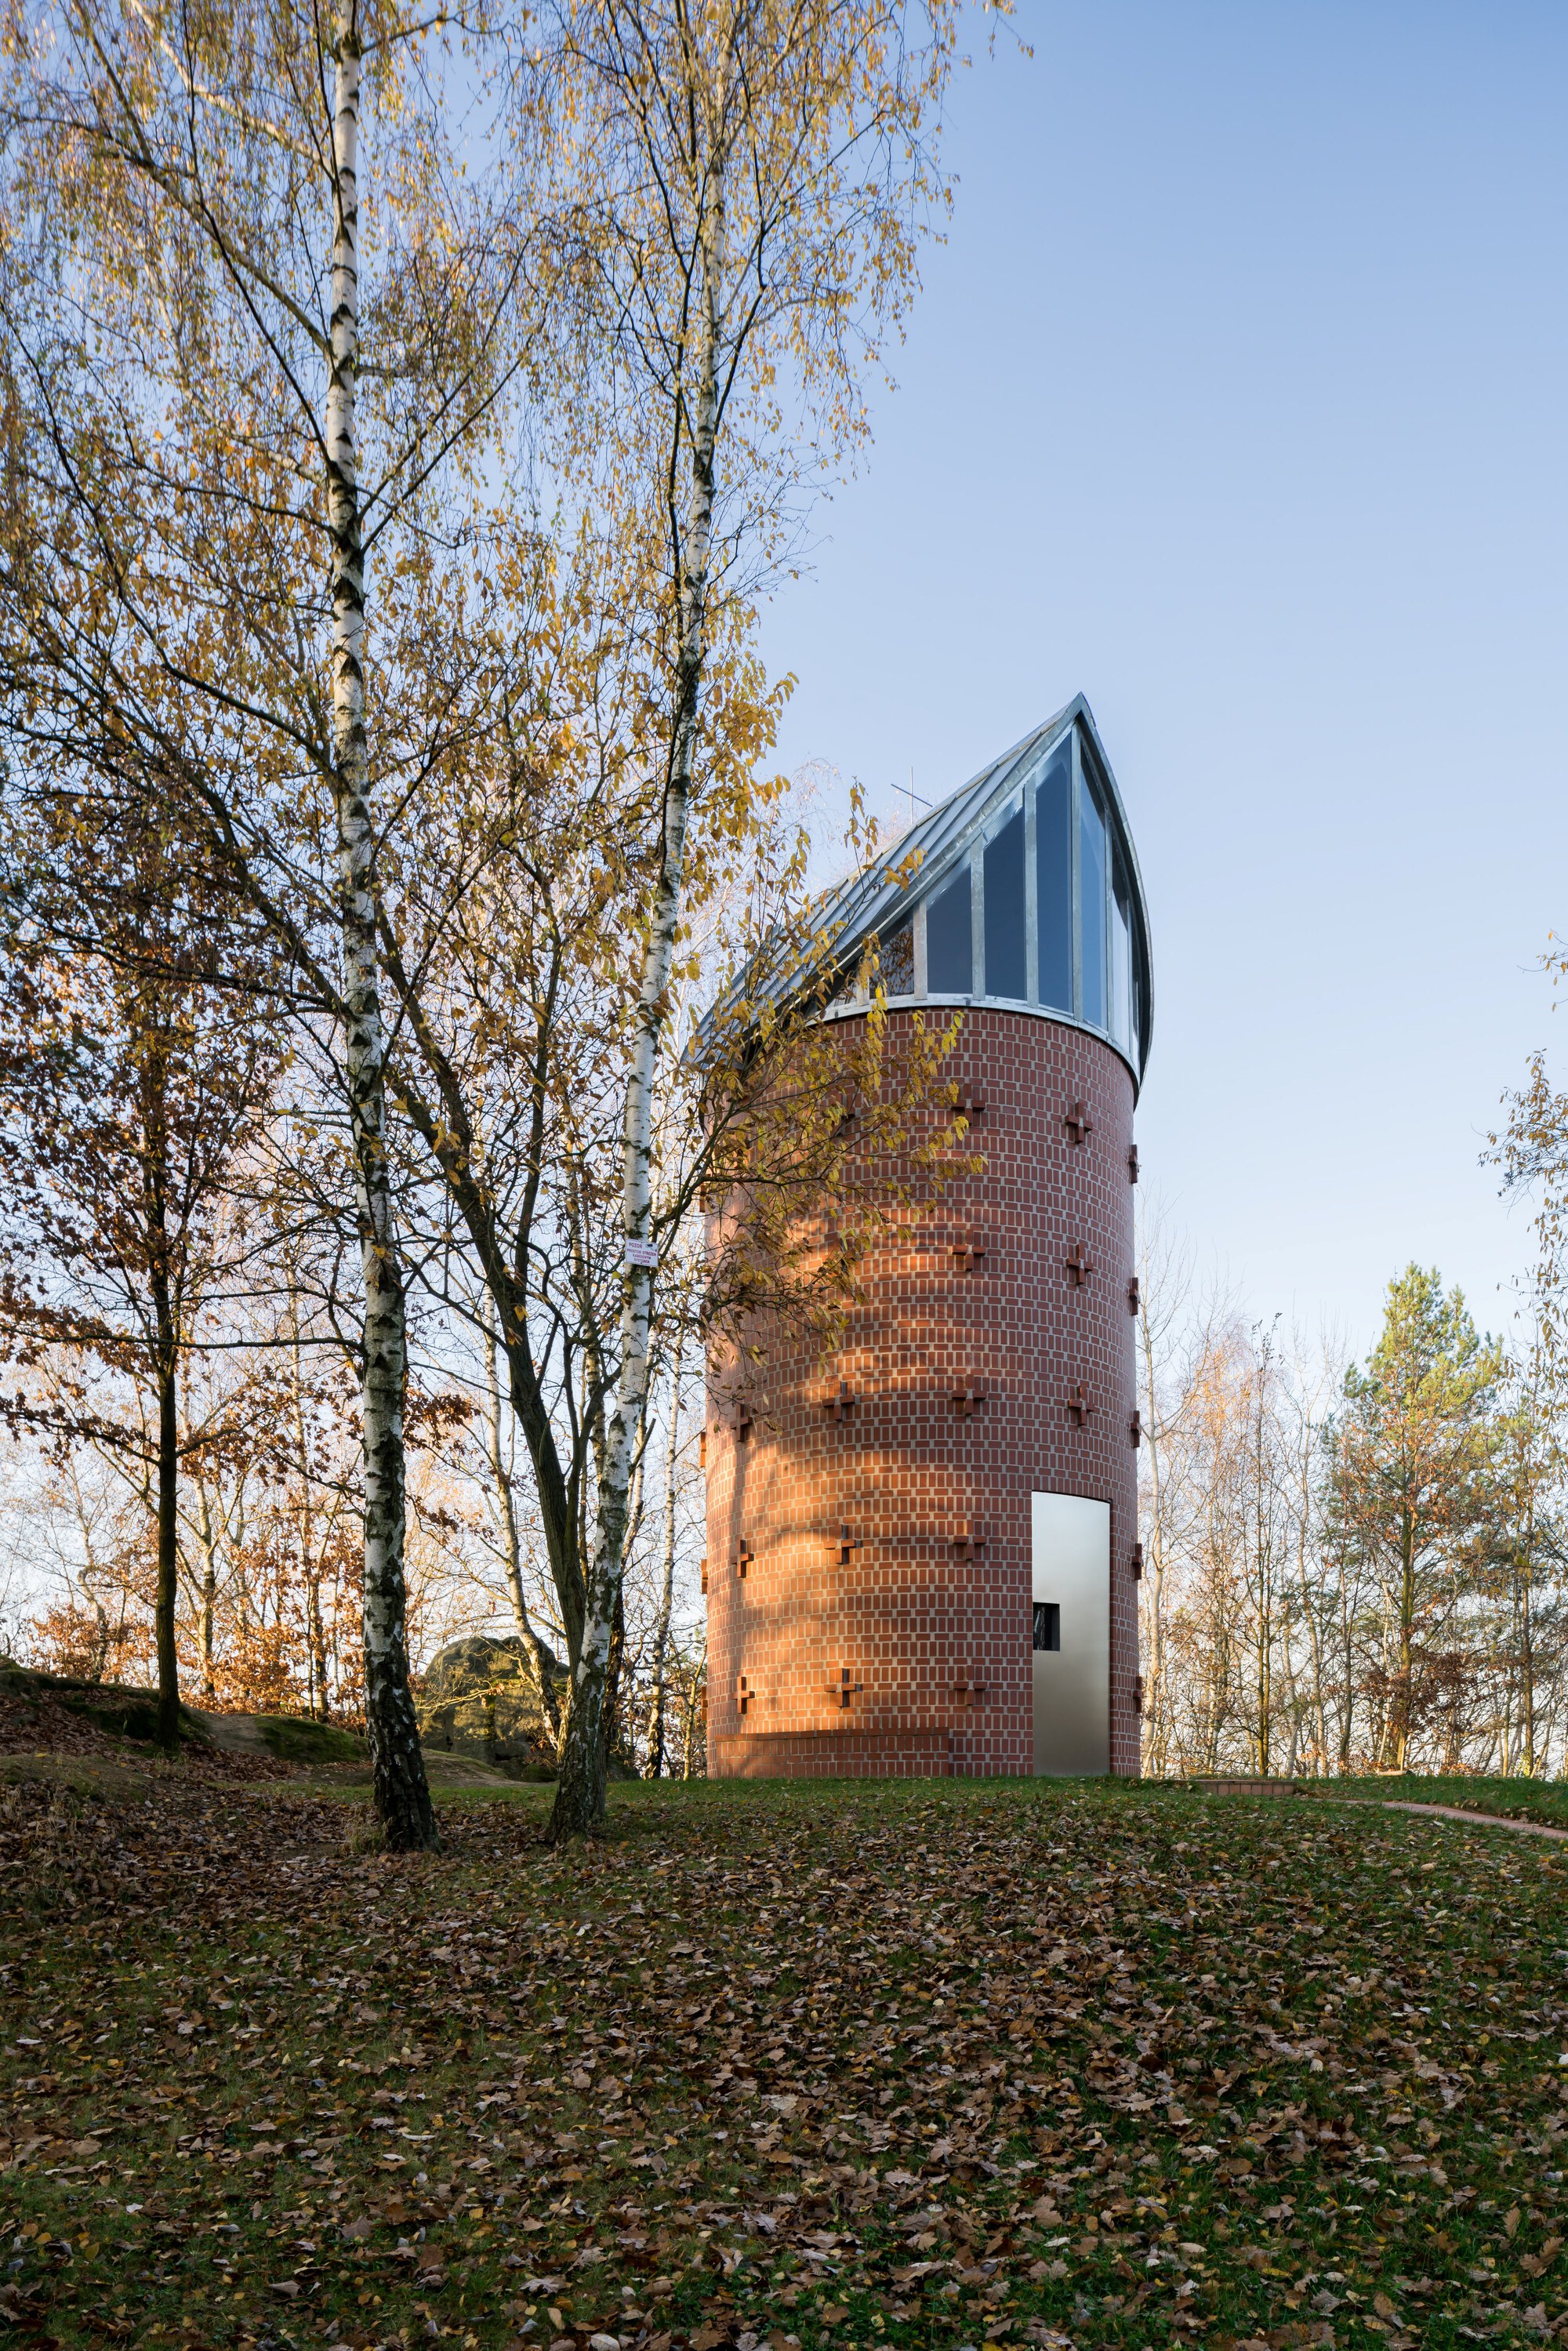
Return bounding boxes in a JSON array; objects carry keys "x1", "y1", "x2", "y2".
[{"x1": 710, "y1": 695, "x2": 1153, "y2": 1088}]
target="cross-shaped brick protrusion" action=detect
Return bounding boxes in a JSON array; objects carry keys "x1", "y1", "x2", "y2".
[
  {"x1": 734, "y1": 1538, "x2": 755, "y2": 1579},
  {"x1": 699, "y1": 1429, "x2": 708, "y2": 1467},
  {"x1": 1130, "y1": 1410, "x2": 1142, "y2": 1449},
  {"x1": 1132, "y1": 1674, "x2": 1145, "y2": 1715},
  {"x1": 736, "y1": 1674, "x2": 755, "y2": 1718},
  {"x1": 833, "y1": 1524, "x2": 863, "y2": 1566},
  {"x1": 1127, "y1": 1275, "x2": 1141, "y2": 1316},
  {"x1": 953, "y1": 1679, "x2": 988, "y2": 1711},
  {"x1": 1065, "y1": 1383, "x2": 1092, "y2": 1427},
  {"x1": 735, "y1": 1401, "x2": 753, "y2": 1442},
  {"x1": 700, "y1": 1556, "x2": 709, "y2": 1595},
  {"x1": 953, "y1": 1522, "x2": 988, "y2": 1561},
  {"x1": 952, "y1": 1385, "x2": 986, "y2": 1420},
  {"x1": 825, "y1": 1667, "x2": 863, "y2": 1711},
  {"x1": 953, "y1": 1233, "x2": 988, "y2": 1272},
  {"x1": 823, "y1": 1378, "x2": 856, "y2": 1422},
  {"x1": 953, "y1": 1088, "x2": 986, "y2": 1124},
  {"x1": 1065, "y1": 1241, "x2": 1094, "y2": 1287},
  {"x1": 1131, "y1": 1543, "x2": 1145, "y2": 1581},
  {"x1": 1064, "y1": 1099, "x2": 1093, "y2": 1145},
  {"x1": 1128, "y1": 1142, "x2": 1140, "y2": 1183}
]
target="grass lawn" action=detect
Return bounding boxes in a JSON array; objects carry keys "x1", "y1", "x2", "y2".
[
  {"x1": 2, "y1": 1761, "x2": 1565, "y2": 2351},
  {"x1": 1292, "y1": 1777, "x2": 1568, "y2": 1834}
]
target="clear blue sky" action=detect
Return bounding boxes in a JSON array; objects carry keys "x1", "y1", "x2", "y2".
[{"x1": 760, "y1": 0, "x2": 1568, "y2": 1362}]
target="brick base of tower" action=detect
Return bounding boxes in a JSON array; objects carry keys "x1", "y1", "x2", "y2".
[{"x1": 705, "y1": 1007, "x2": 1142, "y2": 1781}]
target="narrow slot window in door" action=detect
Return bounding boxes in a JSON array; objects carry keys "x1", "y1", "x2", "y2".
[{"x1": 1032, "y1": 1601, "x2": 1061, "y2": 1652}]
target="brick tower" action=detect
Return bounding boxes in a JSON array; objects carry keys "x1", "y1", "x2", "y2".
[{"x1": 704, "y1": 698, "x2": 1152, "y2": 1779}]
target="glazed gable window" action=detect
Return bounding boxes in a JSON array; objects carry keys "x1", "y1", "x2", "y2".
[
  {"x1": 925, "y1": 862, "x2": 973, "y2": 994},
  {"x1": 982, "y1": 797, "x2": 1025, "y2": 1001}
]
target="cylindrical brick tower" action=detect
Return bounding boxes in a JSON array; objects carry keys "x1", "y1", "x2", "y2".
[{"x1": 704, "y1": 697, "x2": 1152, "y2": 1779}]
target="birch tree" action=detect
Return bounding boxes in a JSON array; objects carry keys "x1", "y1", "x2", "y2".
[
  {"x1": 528, "y1": 0, "x2": 970, "y2": 1837},
  {"x1": 0, "y1": 0, "x2": 546, "y2": 1839}
]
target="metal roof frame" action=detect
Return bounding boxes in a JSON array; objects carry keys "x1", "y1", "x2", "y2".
[{"x1": 702, "y1": 695, "x2": 1154, "y2": 1084}]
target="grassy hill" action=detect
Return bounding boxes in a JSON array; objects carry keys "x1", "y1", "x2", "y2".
[{"x1": 1, "y1": 1769, "x2": 1564, "y2": 2349}]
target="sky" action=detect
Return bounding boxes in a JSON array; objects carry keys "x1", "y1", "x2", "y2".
[{"x1": 759, "y1": 0, "x2": 1568, "y2": 1363}]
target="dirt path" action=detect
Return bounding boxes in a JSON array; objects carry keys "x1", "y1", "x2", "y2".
[{"x1": 1380, "y1": 1798, "x2": 1568, "y2": 1844}]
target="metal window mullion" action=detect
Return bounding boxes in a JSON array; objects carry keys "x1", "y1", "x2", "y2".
[
  {"x1": 971, "y1": 846, "x2": 984, "y2": 998},
  {"x1": 1069, "y1": 727, "x2": 1083, "y2": 1021},
  {"x1": 913, "y1": 898, "x2": 927, "y2": 999},
  {"x1": 1023, "y1": 771, "x2": 1039, "y2": 1003}
]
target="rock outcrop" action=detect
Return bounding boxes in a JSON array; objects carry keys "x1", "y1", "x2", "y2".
[{"x1": 415, "y1": 1634, "x2": 562, "y2": 1777}]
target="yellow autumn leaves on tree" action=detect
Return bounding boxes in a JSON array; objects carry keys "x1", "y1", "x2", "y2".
[{"x1": 0, "y1": 0, "x2": 992, "y2": 1838}]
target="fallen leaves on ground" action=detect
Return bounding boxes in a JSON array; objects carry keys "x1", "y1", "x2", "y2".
[{"x1": 2, "y1": 1771, "x2": 1565, "y2": 2351}]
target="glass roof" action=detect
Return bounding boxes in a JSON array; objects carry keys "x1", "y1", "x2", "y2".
[{"x1": 818, "y1": 698, "x2": 1153, "y2": 1086}]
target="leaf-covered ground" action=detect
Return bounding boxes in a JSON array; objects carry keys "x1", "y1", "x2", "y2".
[{"x1": 2, "y1": 1769, "x2": 1565, "y2": 2351}]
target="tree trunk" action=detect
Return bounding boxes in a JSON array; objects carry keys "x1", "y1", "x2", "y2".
[
  {"x1": 649, "y1": 1343, "x2": 683, "y2": 1778},
  {"x1": 194, "y1": 1478, "x2": 220, "y2": 1703},
  {"x1": 289, "y1": 1300, "x2": 331, "y2": 1720},
  {"x1": 1395, "y1": 1518, "x2": 1416, "y2": 1772},
  {"x1": 1519, "y1": 1465, "x2": 1537, "y2": 1777},
  {"x1": 681, "y1": 1635, "x2": 706, "y2": 1780},
  {"x1": 483, "y1": 1305, "x2": 561, "y2": 1751},
  {"x1": 326, "y1": 16, "x2": 434, "y2": 1851},
  {"x1": 154, "y1": 1323, "x2": 181, "y2": 1752},
  {"x1": 550, "y1": 212, "x2": 722, "y2": 1843}
]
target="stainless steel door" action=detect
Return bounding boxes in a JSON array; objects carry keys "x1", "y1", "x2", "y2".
[{"x1": 1031, "y1": 1491, "x2": 1110, "y2": 1775}]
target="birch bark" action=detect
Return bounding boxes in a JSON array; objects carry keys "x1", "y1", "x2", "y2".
[
  {"x1": 325, "y1": 13, "x2": 434, "y2": 1849},
  {"x1": 649, "y1": 1337, "x2": 683, "y2": 1776},
  {"x1": 549, "y1": 224, "x2": 721, "y2": 1840}
]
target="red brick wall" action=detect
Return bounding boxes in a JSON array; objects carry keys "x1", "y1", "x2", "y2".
[{"x1": 704, "y1": 1007, "x2": 1141, "y2": 1780}]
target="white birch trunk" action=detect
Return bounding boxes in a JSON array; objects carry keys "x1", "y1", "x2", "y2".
[
  {"x1": 326, "y1": 14, "x2": 434, "y2": 1848},
  {"x1": 649, "y1": 1339, "x2": 683, "y2": 1776},
  {"x1": 550, "y1": 217, "x2": 722, "y2": 1839}
]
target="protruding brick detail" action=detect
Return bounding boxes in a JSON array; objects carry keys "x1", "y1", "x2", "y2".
[{"x1": 706, "y1": 1007, "x2": 1140, "y2": 1780}]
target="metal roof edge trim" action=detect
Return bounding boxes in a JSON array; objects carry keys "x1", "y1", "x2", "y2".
[{"x1": 814, "y1": 992, "x2": 1145, "y2": 1102}]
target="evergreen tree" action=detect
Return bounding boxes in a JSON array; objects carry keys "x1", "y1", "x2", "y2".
[{"x1": 1333, "y1": 1265, "x2": 1502, "y2": 1770}]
